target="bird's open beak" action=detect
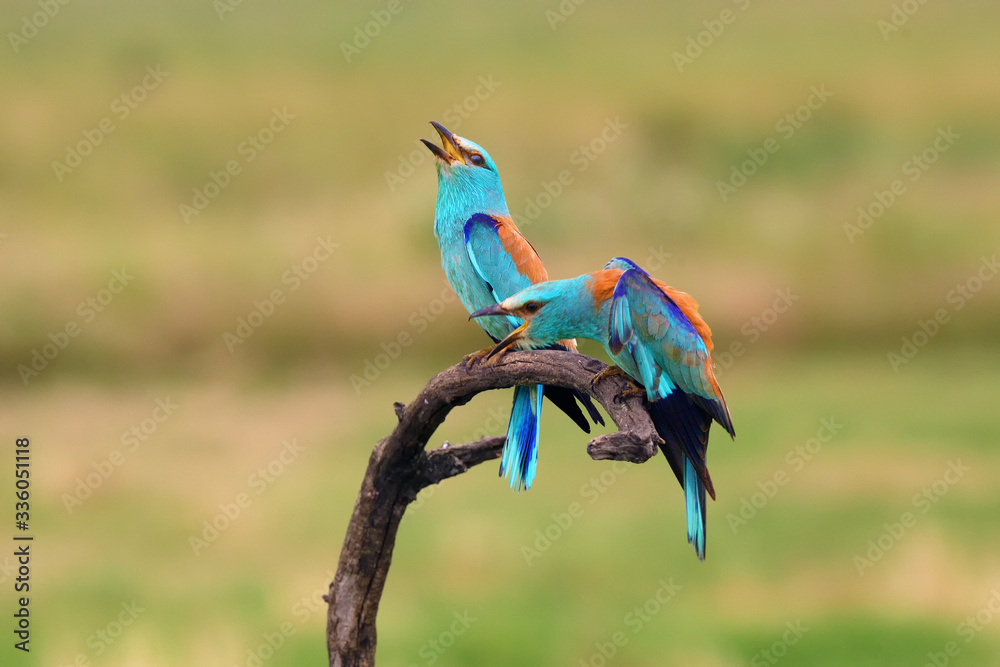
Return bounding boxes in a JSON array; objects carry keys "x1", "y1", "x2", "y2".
[{"x1": 421, "y1": 121, "x2": 465, "y2": 165}]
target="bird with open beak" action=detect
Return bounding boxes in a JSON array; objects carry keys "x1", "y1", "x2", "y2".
[{"x1": 422, "y1": 121, "x2": 603, "y2": 493}]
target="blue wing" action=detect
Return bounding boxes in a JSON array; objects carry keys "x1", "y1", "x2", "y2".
[
  {"x1": 610, "y1": 269, "x2": 732, "y2": 432},
  {"x1": 608, "y1": 267, "x2": 736, "y2": 559},
  {"x1": 464, "y1": 214, "x2": 540, "y2": 300},
  {"x1": 604, "y1": 256, "x2": 644, "y2": 273},
  {"x1": 463, "y1": 214, "x2": 603, "y2": 490}
]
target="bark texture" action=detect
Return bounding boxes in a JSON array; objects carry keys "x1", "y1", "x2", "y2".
[{"x1": 326, "y1": 350, "x2": 660, "y2": 666}]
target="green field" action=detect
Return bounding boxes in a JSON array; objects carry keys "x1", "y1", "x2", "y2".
[{"x1": 2, "y1": 1, "x2": 999, "y2": 665}]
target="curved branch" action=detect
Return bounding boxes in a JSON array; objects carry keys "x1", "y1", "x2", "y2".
[{"x1": 326, "y1": 350, "x2": 661, "y2": 666}]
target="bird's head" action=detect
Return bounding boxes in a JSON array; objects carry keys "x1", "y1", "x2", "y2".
[
  {"x1": 422, "y1": 122, "x2": 506, "y2": 212},
  {"x1": 470, "y1": 280, "x2": 583, "y2": 358}
]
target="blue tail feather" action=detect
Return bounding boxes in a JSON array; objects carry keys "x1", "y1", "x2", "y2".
[
  {"x1": 684, "y1": 459, "x2": 707, "y2": 560},
  {"x1": 500, "y1": 385, "x2": 543, "y2": 492}
]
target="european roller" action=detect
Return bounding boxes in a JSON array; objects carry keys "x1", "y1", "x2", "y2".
[
  {"x1": 470, "y1": 258, "x2": 735, "y2": 559},
  {"x1": 422, "y1": 122, "x2": 603, "y2": 492}
]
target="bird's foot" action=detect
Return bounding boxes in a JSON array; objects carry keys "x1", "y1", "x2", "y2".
[
  {"x1": 483, "y1": 350, "x2": 507, "y2": 368},
  {"x1": 616, "y1": 384, "x2": 647, "y2": 401},
  {"x1": 462, "y1": 346, "x2": 495, "y2": 370},
  {"x1": 591, "y1": 364, "x2": 627, "y2": 391}
]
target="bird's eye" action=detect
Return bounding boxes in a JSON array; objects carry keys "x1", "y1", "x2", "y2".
[
  {"x1": 523, "y1": 302, "x2": 540, "y2": 314},
  {"x1": 468, "y1": 153, "x2": 485, "y2": 167}
]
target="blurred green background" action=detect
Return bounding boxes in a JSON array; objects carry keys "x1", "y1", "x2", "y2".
[{"x1": 2, "y1": 1, "x2": 999, "y2": 665}]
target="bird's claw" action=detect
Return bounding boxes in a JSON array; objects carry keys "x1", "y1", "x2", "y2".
[
  {"x1": 617, "y1": 384, "x2": 647, "y2": 401},
  {"x1": 590, "y1": 365, "x2": 627, "y2": 391},
  {"x1": 462, "y1": 347, "x2": 494, "y2": 371}
]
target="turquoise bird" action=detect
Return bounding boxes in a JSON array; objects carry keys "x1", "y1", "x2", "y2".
[
  {"x1": 422, "y1": 122, "x2": 603, "y2": 492},
  {"x1": 470, "y1": 258, "x2": 735, "y2": 559}
]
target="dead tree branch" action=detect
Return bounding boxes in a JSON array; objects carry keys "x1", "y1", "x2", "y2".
[{"x1": 326, "y1": 350, "x2": 661, "y2": 666}]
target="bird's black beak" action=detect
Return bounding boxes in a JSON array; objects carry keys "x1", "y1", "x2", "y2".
[
  {"x1": 469, "y1": 303, "x2": 508, "y2": 320},
  {"x1": 422, "y1": 121, "x2": 465, "y2": 164}
]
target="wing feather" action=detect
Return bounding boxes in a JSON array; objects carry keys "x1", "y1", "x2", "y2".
[
  {"x1": 612, "y1": 268, "x2": 733, "y2": 433},
  {"x1": 604, "y1": 256, "x2": 713, "y2": 351},
  {"x1": 464, "y1": 214, "x2": 604, "y2": 432}
]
